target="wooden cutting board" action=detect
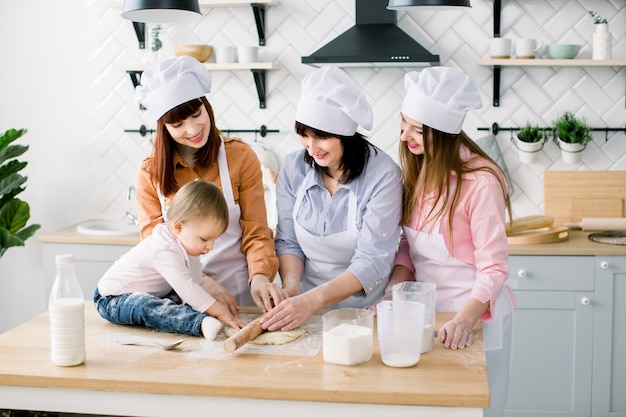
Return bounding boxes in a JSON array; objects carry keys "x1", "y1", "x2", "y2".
[
  {"x1": 544, "y1": 171, "x2": 626, "y2": 225},
  {"x1": 507, "y1": 226, "x2": 570, "y2": 245}
]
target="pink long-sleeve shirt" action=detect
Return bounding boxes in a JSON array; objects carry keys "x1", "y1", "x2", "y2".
[
  {"x1": 395, "y1": 146, "x2": 512, "y2": 321},
  {"x1": 97, "y1": 223, "x2": 216, "y2": 313}
]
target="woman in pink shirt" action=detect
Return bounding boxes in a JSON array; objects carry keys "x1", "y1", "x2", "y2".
[{"x1": 387, "y1": 67, "x2": 515, "y2": 417}]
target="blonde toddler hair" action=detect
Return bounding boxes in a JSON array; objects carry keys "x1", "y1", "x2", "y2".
[{"x1": 166, "y1": 180, "x2": 229, "y2": 234}]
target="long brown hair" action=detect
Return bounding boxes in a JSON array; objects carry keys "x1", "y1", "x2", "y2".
[
  {"x1": 399, "y1": 125, "x2": 512, "y2": 240},
  {"x1": 150, "y1": 96, "x2": 221, "y2": 195}
]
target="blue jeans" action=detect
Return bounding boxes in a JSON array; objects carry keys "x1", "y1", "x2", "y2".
[{"x1": 94, "y1": 288, "x2": 206, "y2": 336}]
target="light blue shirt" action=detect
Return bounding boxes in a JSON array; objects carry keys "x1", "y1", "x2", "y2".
[{"x1": 275, "y1": 146, "x2": 403, "y2": 295}]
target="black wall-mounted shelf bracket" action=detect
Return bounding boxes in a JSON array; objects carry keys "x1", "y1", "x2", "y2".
[
  {"x1": 251, "y1": 69, "x2": 267, "y2": 109},
  {"x1": 132, "y1": 22, "x2": 146, "y2": 49},
  {"x1": 126, "y1": 70, "x2": 146, "y2": 109},
  {"x1": 251, "y1": 3, "x2": 267, "y2": 46},
  {"x1": 491, "y1": 0, "x2": 502, "y2": 107}
]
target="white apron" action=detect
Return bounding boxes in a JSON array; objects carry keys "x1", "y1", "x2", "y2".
[
  {"x1": 158, "y1": 137, "x2": 253, "y2": 306},
  {"x1": 403, "y1": 224, "x2": 513, "y2": 352},
  {"x1": 293, "y1": 169, "x2": 379, "y2": 308}
]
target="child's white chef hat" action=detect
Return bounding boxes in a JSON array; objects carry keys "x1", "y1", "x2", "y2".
[
  {"x1": 295, "y1": 66, "x2": 373, "y2": 136},
  {"x1": 135, "y1": 56, "x2": 212, "y2": 120},
  {"x1": 401, "y1": 67, "x2": 482, "y2": 134}
]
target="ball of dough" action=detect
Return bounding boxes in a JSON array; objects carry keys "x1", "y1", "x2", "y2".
[{"x1": 223, "y1": 326, "x2": 305, "y2": 345}]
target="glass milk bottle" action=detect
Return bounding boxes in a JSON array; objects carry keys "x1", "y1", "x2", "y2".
[{"x1": 49, "y1": 254, "x2": 85, "y2": 366}]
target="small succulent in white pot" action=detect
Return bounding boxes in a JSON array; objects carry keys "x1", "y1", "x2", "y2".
[{"x1": 514, "y1": 123, "x2": 545, "y2": 164}]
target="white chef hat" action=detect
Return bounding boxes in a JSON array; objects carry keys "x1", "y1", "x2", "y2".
[
  {"x1": 295, "y1": 66, "x2": 373, "y2": 136},
  {"x1": 401, "y1": 67, "x2": 482, "y2": 135},
  {"x1": 135, "y1": 56, "x2": 212, "y2": 120}
]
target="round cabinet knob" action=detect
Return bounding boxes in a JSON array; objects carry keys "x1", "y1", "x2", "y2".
[
  {"x1": 581, "y1": 297, "x2": 591, "y2": 305},
  {"x1": 600, "y1": 261, "x2": 609, "y2": 270},
  {"x1": 517, "y1": 269, "x2": 527, "y2": 278}
]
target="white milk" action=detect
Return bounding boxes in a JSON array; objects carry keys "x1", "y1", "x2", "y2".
[
  {"x1": 382, "y1": 352, "x2": 420, "y2": 367},
  {"x1": 49, "y1": 297, "x2": 85, "y2": 366},
  {"x1": 323, "y1": 323, "x2": 373, "y2": 366}
]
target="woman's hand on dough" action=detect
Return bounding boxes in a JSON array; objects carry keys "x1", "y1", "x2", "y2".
[
  {"x1": 250, "y1": 274, "x2": 289, "y2": 312},
  {"x1": 201, "y1": 274, "x2": 239, "y2": 317}
]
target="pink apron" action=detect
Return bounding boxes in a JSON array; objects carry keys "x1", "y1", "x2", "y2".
[{"x1": 402, "y1": 223, "x2": 513, "y2": 351}]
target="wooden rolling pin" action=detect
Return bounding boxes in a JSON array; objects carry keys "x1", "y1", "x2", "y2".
[
  {"x1": 223, "y1": 313, "x2": 268, "y2": 353},
  {"x1": 564, "y1": 218, "x2": 626, "y2": 231}
]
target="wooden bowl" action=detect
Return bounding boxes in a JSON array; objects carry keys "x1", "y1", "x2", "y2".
[{"x1": 173, "y1": 45, "x2": 213, "y2": 63}]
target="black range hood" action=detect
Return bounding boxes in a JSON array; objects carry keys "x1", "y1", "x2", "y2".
[{"x1": 302, "y1": 0, "x2": 440, "y2": 67}]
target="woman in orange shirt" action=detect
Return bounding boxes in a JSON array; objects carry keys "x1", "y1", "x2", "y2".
[{"x1": 134, "y1": 56, "x2": 286, "y2": 315}]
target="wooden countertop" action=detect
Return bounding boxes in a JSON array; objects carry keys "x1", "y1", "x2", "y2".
[
  {"x1": 508, "y1": 230, "x2": 626, "y2": 256},
  {"x1": 40, "y1": 224, "x2": 626, "y2": 257},
  {"x1": 38, "y1": 223, "x2": 140, "y2": 246},
  {"x1": 0, "y1": 304, "x2": 488, "y2": 409}
]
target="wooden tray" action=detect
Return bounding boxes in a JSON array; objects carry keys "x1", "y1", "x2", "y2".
[{"x1": 507, "y1": 226, "x2": 570, "y2": 245}]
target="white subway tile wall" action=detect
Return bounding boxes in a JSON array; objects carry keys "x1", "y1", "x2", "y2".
[{"x1": 89, "y1": 0, "x2": 624, "y2": 219}]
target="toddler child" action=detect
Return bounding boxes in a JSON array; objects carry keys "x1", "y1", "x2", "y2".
[{"x1": 94, "y1": 180, "x2": 244, "y2": 339}]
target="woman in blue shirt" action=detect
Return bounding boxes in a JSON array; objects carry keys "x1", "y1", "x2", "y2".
[{"x1": 260, "y1": 66, "x2": 402, "y2": 332}]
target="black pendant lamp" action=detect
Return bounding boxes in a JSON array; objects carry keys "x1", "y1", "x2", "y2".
[
  {"x1": 387, "y1": 0, "x2": 471, "y2": 9},
  {"x1": 121, "y1": 0, "x2": 202, "y2": 23}
]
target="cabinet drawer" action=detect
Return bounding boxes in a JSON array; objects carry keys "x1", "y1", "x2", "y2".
[{"x1": 509, "y1": 255, "x2": 594, "y2": 291}]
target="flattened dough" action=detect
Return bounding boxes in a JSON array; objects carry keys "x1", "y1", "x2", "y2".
[{"x1": 224, "y1": 326, "x2": 306, "y2": 345}]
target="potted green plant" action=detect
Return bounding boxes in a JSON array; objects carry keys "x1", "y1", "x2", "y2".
[
  {"x1": 552, "y1": 112, "x2": 592, "y2": 165},
  {"x1": 0, "y1": 128, "x2": 40, "y2": 258},
  {"x1": 514, "y1": 122, "x2": 545, "y2": 164}
]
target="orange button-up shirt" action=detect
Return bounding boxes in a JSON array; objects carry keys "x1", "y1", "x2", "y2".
[{"x1": 135, "y1": 136, "x2": 279, "y2": 282}]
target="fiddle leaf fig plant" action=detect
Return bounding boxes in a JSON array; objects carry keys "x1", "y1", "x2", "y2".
[{"x1": 0, "y1": 128, "x2": 40, "y2": 258}]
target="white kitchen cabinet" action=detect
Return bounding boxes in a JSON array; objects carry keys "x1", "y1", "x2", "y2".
[
  {"x1": 42, "y1": 242, "x2": 133, "y2": 304},
  {"x1": 505, "y1": 255, "x2": 595, "y2": 417},
  {"x1": 592, "y1": 256, "x2": 626, "y2": 417}
]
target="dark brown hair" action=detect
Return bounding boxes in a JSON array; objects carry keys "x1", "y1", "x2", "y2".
[
  {"x1": 150, "y1": 97, "x2": 221, "y2": 195},
  {"x1": 295, "y1": 121, "x2": 376, "y2": 184}
]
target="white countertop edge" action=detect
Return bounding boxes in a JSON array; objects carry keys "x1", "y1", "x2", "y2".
[{"x1": 0, "y1": 385, "x2": 482, "y2": 417}]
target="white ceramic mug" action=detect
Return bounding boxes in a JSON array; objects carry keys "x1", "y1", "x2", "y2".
[
  {"x1": 516, "y1": 38, "x2": 543, "y2": 59},
  {"x1": 490, "y1": 38, "x2": 512, "y2": 59},
  {"x1": 215, "y1": 46, "x2": 237, "y2": 63},
  {"x1": 237, "y1": 46, "x2": 259, "y2": 63}
]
